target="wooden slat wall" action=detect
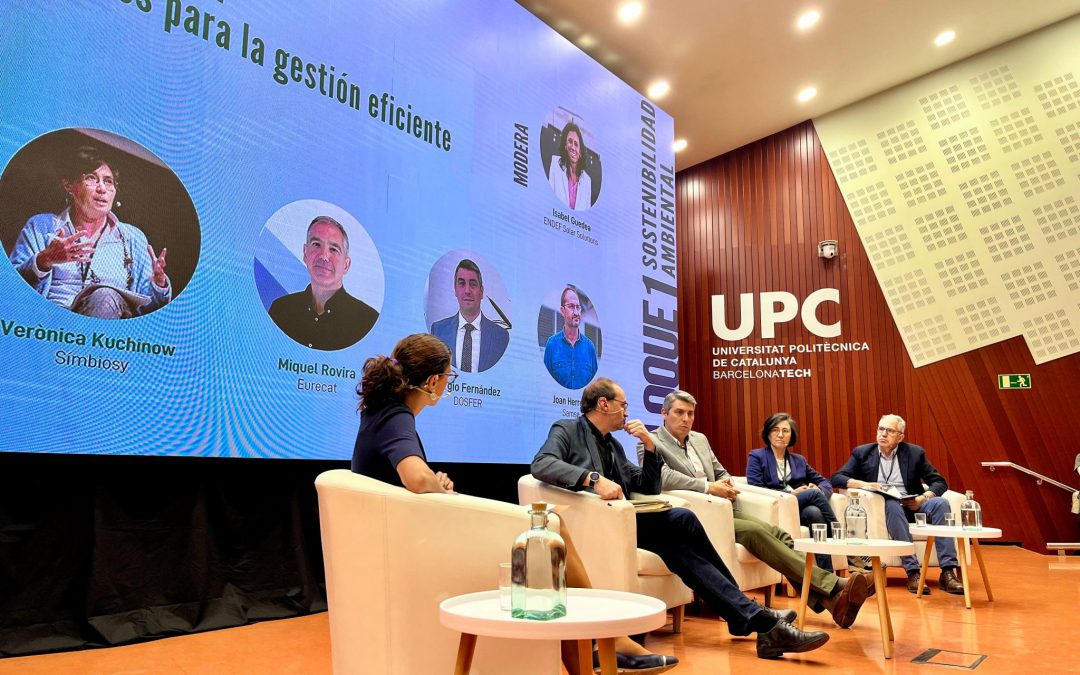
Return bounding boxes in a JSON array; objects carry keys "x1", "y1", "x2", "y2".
[{"x1": 676, "y1": 121, "x2": 1080, "y2": 552}]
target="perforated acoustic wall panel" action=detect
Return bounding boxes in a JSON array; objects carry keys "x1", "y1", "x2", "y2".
[{"x1": 815, "y1": 16, "x2": 1080, "y2": 367}]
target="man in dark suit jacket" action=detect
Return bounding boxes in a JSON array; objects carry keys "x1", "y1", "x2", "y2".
[
  {"x1": 532, "y1": 378, "x2": 830, "y2": 660},
  {"x1": 831, "y1": 414, "x2": 963, "y2": 594},
  {"x1": 429, "y1": 259, "x2": 508, "y2": 373}
]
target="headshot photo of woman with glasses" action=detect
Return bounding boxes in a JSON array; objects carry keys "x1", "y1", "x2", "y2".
[
  {"x1": 747, "y1": 412, "x2": 839, "y2": 571},
  {"x1": 7, "y1": 144, "x2": 172, "y2": 318},
  {"x1": 2, "y1": 128, "x2": 199, "y2": 320}
]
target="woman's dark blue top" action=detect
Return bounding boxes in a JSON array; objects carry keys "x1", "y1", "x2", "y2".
[{"x1": 350, "y1": 402, "x2": 425, "y2": 488}]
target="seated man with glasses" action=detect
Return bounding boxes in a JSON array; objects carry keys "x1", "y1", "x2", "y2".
[
  {"x1": 532, "y1": 377, "x2": 832, "y2": 659},
  {"x1": 830, "y1": 414, "x2": 964, "y2": 595}
]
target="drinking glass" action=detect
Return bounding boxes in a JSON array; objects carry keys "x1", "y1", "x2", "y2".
[
  {"x1": 944, "y1": 514, "x2": 957, "y2": 527},
  {"x1": 914, "y1": 513, "x2": 928, "y2": 527},
  {"x1": 812, "y1": 523, "x2": 828, "y2": 543},
  {"x1": 831, "y1": 522, "x2": 844, "y2": 540},
  {"x1": 498, "y1": 562, "x2": 513, "y2": 611}
]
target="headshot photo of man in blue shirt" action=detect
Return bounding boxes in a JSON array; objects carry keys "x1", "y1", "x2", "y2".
[{"x1": 543, "y1": 284, "x2": 599, "y2": 389}]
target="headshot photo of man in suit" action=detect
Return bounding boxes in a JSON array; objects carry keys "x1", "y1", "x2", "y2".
[{"x1": 429, "y1": 258, "x2": 509, "y2": 373}]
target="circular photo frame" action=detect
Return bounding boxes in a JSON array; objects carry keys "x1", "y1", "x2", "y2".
[
  {"x1": 537, "y1": 283, "x2": 602, "y2": 389},
  {"x1": 0, "y1": 127, "x2": 200, "y2": 319},
  {"x1": 540, "y1": 107, "x2": 601, "y2": 211},
  {"x1": 254, "y1": 199, "x2": 383, "y2": 351},
  {"x1": 423, "y1": 250, "x2": 511, "y2": 373}
]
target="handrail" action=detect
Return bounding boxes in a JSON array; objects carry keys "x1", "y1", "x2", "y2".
[{"x1": 981, "y1": 461, "x2": 1078, "y2": 493}]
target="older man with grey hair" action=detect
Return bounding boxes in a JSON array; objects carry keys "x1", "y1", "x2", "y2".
[
  {"x1": 641, "y1": 390, "x2": 873, "y2": 628},
  {"x1": 831, "y1": 414, "x2": 963, "y2": 594}
]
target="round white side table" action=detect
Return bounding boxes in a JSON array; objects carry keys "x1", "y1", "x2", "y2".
[
  {"x1": 793, "y1": 537, "x2": 914, "y2": 659},
  {"x1": 908, "y1": 524, "x2": 1002, "y2": 608},
  {"x1": 439, "y1": 587, "x2": 667, "y2": 675}
]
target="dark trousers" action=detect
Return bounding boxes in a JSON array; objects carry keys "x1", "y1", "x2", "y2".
[
  {"x1": 796, "y1": 488, "x2": 838, "y2": 571},
  {"x1": 636, "y1": 507, "x2": 763, "y2": 635}
]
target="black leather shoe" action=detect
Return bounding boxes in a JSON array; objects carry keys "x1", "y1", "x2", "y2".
[
  {"x1": 756, "y1": 621, "x2": 830, "y2": 659},
  {"x1": 939, "y1": 568, "x2": 965, "y2": 595},
  {"x1": 907, "y1": 570, "x2": 929, "y2": 594},
  {"x1": 592, "y1": 651, "x2": 679, "y2": 675},
  {"x1": 757, "y1": 603, "x2": 797, "y2": 624}
]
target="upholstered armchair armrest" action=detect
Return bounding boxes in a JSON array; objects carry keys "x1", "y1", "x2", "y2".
[
  {"x1": 942, "y1": 489, "x2": 965, "y2": 513},
  {"x1": 518, "y1": 475, "x2": 639, "y2": 592},
  {"x1": 830, "y1": 492, "x2": 849, "y2": 526},
  {"x1": 732, "y1": 479, "x2": 801, "y2": 536},
  {"x1": 664, "y1": 489, "x2": 738, "y2": 563},
  {"x1": 734, "y1": 489, "x2": 781, "y2": 525}
]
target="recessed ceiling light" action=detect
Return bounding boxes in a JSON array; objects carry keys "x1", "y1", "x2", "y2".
[
  {"x1": 672, "y1": 139, "x2": 688, "y2": 153},
  {"x1": 617, "y1": 2, "x2": 644, "y2": 25},
  {"x1": 796, "y1": 9, "x2": 821, "y2": 31},
  {"x1": 647, "y1": 80, "x2": 670, "y2": 100},
  {"x1": 797, "y1": 86, "x2": 818, "y2": 103},
  {"x1": 935, "y1": 30, "x2": 956, "y2": 47},
  {"x1": 578, "y1": 33, "x2": 597, "y2": 49}
]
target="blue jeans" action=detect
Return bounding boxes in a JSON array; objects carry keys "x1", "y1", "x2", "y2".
[
  {"x1": 796, "y1": 488, "x2": 837, "y2": 571},
  {"x1": 883, "y1": 497, "x2": 958, "y2": 572},
  {"x1": 636, "y1": 507, "x2": 766, "y2": 636}
]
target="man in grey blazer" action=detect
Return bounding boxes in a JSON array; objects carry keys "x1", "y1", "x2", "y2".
[{"x1": 641, "y1": 390, "x2": 873, "y2": 628}]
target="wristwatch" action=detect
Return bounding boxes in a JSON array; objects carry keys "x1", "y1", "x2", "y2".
[{"x1": 586, "y1": 471, "x2": 601, "y2": 487}]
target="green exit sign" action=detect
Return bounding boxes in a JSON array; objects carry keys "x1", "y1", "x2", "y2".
[{"x1": 998, "y1": 374, "x2": 1031, "y2": 389}]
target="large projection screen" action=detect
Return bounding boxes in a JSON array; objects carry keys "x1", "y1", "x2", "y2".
[{"x1": 0, "y1": 0, "x2": 677, "y2": 461}]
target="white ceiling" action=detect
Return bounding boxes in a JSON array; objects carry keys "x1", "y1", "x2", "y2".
[{"x1": 518, "y1": 0, "x2": 1080, "y2": 170}]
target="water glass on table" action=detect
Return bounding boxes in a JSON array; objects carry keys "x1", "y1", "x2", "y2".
[
  {"x1": 498, "y1": 562, "x2": 512, "y2": 611},
  {"x1": 944, "y1": 514, "x2": 957, "y2": 527},
  {"x1": 914, "y1": 512, "x2": 928, "y2": 527},
  {"x1": 831, "y1": 522, "x2": 844, "y2": 540},
  {"x1": 812, "y1": 523, "x2": 828, "y2": 543}
]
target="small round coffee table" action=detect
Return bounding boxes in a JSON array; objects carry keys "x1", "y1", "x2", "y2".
[
  {"x1": 908, "y1": 524, "x2": 1002, "y2": 608},
  {"x1": 793, "y1": 537, "x2": 914, "y2": 659},
  {"x1": 439, "y1": 587, "x2": 668, "y2": 675}
]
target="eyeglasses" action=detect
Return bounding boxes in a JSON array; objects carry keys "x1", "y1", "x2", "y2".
[
  {"x1": 877, "y1": 426, "x2": 902, "y2": 436},
  {"x1": 80, "y1": 173, "x2": 117, "y2": 189},
  {"x1": 606, "y1": 397, "x2": 629, "y2": 411},
  {"x1": 445, "y1": 370, "x2": 459, "y2": 385},
  {"x1": 561, "y1": 303, "x2": 582, "y2": 311}
]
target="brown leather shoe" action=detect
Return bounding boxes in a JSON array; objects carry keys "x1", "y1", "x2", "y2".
[
  {"x1": 939, "y1": 568, "x2": 965, "y2": 595},
  {"x1": 830, "y1": 572, "x2": 872, "y2": 628},
  {"x1": 907, "y1": 570, "x2": 929, "y2": 594}
]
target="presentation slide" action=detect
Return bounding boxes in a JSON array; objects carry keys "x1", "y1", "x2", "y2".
[{"x1": 0, "y1": 0, "x2": 677, "y2": 461}]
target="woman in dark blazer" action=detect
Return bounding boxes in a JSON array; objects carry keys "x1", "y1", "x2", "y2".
[{"x1": 747, "y1": 412, "x2": 838, "y2": 570}]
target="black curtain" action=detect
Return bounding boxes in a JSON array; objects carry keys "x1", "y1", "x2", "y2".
[{"x1": 0, "y1": 452, "x2": 527, "y2": 657}]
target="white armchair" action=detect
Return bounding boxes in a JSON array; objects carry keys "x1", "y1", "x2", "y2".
[
  {"x1": 664, "y1": 489, "x2": 781, "y2": 604},
  {"x1": 517, "y1": 475, "x2": 694, "y2": 632},
  {"x1": 838, "y1": 489, "x2": 968, "y2": 567},
  {"x1": 316, "y1": 470, "x2": 559, "y2": 675}
]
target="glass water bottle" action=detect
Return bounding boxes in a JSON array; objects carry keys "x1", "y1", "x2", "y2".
[
  {"x1": 845, "y1": 491, "x2": 868, "y2": 543},
  {"x1": 960, "y1": 490, "x2": 983, "y2": 530},
  {"x1": 511, "y1": 502, "x2": 567, "y2": 620}
]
